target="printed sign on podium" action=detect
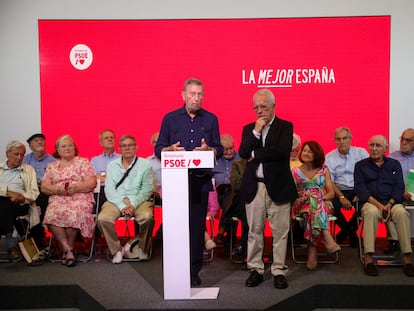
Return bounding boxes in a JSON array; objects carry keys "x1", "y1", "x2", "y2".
[{"x1": 161, "y1": 150, "x2": 219, "y2": 300}]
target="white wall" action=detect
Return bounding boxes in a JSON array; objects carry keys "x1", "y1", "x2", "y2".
[{"x1": 1, "y1": 0, "x2": 413, "y2": 161}]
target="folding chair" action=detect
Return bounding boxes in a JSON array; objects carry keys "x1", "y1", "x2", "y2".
[
  {"x1": 47, "y1": 180, "x2": 101, "y2": 263},
  {"x1": 203, "y1": 215, "x2": 215, "y2": 263},
  {"x1": 105, "y1": 200, "x2": 155, "y2": 262},
  {"x1": 357, "y1": 202, "x2": 404, "y2": 266},
  {"x1": 1, "y1": 212, "x2": 32, "y2": 263},
  {"x1": 290, "y1": 214, "x2": 339, "y2": 264},
  {"x1": 229, "y1": 216, "x2": 246, "y2": 263}
]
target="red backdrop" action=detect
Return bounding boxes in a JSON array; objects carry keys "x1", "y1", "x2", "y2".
[{"x1": 38, "y1": 17, "x2": 390, "y2": 158}]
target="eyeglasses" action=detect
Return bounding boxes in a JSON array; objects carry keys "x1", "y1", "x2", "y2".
[
  {"x1": 120, "y1": 143, "x2": 136, "y2": 149},
  {"x1": 400, "y1": 136, "x2": 414, "y2": 143},
  {"x1": 253, "y1": 105, "x2": 272, "y2": 112}
]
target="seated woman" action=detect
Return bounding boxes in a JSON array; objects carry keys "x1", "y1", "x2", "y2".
[
  {"x1": 291, "y1": 140, "x2": 341, "y2": 270},
  {"x1": 41, "y1": 134, "x2": 96, "y2": 266}
]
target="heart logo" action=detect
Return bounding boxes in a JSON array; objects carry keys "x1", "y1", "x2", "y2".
[
  {"x1": 79, "y1": 59, "x2": 85, "y2": 64},
  {"x1": 193, "y1": 159, "x2": 201, "y2": 167}
]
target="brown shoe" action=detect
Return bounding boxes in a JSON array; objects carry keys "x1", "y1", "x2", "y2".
[
  {"x1": 403, "y1": 263, "x2": 414, "y2": 277},
  {"x1": 364, "y1": 263, "x2": 378, "y2": 276},
  {"x1": 8, "y1": 247, "x2": 21, "y2": 261}
]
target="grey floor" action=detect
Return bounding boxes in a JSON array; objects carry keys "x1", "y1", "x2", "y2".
[{"x1": 2, "y1": 237, "x2": 414, "y2": 310}]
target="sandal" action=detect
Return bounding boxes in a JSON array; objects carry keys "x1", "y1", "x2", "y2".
[{"x1": 63, "y1": 249, "x2": 76, "y2": 267}]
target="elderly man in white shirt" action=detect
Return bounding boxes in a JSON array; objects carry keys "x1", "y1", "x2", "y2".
[{"x1": 0, "y1": 140, "x2": 39, "y2": 261}]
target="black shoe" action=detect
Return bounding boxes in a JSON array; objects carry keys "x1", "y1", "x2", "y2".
[
  {"x1": 232, "y1": 245, "x2": 246, "y2": 258},
  {"x1": 245, "y1": 270, "x2": 263, "y2": 287},
  {"x1": 364, "y1": 263, "x2": 378, "y2": 276},
  {"x1": 191, "y1": 275, "x2": 202, "y2": 287},
  {"x1": 216, "y1": 233, "x2": 225, "y2": 244},
  {"x1": 403, "y1": 263, "x2": 414, "y2": 277},
  {"x1": 273, "y1": 275, "x2": 288, "y2": 289},
  {"x1": 384, "y1": 240, "x2": 400, "y2": 254}
]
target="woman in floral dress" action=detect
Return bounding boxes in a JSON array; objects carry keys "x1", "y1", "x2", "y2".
[
  {"x1": 42, "y1": 135, "x2": 96, "y2": 266},
  {"x1": 291, "y1": 141, "x2": 340, "y2": 270}
]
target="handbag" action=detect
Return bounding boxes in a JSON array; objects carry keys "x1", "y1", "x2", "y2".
[
  {"x1": 115, "y1": 156, "x2": 137, "y2": 189},
  {"x1": 207, "y1": 188, "x2": 220, "y2": 217},
  {"x1": 17, "y1": 216, "x2": 40, "y2": 264}
]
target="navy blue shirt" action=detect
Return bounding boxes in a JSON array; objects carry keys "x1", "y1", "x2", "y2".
[
  {"x1": 155, "y1": 106, "x2": 223, "y2": 159},
  {"x1": 354, "y1": 156, "x2": 404, "y2": 205}
]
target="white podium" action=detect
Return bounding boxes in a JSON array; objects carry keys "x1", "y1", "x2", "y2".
[{"x1": 161, "y1": 151, "x2": 220, "y2": 300}]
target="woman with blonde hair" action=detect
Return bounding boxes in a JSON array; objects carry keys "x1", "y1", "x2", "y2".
[{"x1": 41, "y1": 135, "x2": 96, "y2": 266}]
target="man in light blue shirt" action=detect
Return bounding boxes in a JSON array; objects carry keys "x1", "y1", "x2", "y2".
[
  {"x1": 146, "y1": 132, "x2": 162, "y2": 205},
  {"x1": 97, "y1": 135, "x2": 154, "y2": 264},
  {"x1": 389, "y1": 128, "x2": 414, "y2": 187},
  {"x1": 325, "y1": 127, "x2": 368, "y2": 247},
  {"x1": 91, "y1": 129, "x2": 120, "y2": 207},
  {"x1": 387, "y1": 128, "x2": 414, "y2": 252}
]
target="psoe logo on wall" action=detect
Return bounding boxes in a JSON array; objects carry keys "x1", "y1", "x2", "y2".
[{"x1": 69, "y1": 44, "x2": 93, "y2": 70}]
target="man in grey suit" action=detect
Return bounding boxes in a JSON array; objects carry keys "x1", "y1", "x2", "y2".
[{"x1": 239, "y1": 89, "x2": 298, "y2": 289}]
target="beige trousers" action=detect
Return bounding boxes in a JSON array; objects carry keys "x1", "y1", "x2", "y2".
[
  {"x1": 97, "y1": 200, "x2": 154, "y2": 255},
  {"x1": 361, "y1": 202, "x2": 412, "y2": 254},
  {"x1": 245, "y1": 182, "x2": 291, "y2": 276}
]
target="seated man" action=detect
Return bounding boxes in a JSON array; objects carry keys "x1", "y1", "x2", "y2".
[
  {"x1": 387, "y1": 128, "x2": 414, "y2": 252},
  {"x1": 212, "y1": 134, "x2": 240, "y2": 254},
  {"x1": 0, "y1": 140, "x2": 39, "y2": 260},
  {"x1": 91, "y1": 129, "x2": 121, "y2": 209},
  {"x1": 23, "y1": 133, "x2": 56, "y2": 249},
  {"x1": 354, "y1": 135, "x2": 414, "y2": 277},
  {"x1": 224, "y1": 158, "x2": 248, "y2": 260},
  {"x1": 325, "y1": 127, "x2": 368, "y2": 247},
  {"x1": 97, "y1": 135, "x2": 154, "y2": 264},
  {"x1": 146, "y1": 132, "x2": 162, "y2": 205}
]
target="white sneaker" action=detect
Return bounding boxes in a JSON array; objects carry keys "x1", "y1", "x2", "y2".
[
  {"x1": 112, "y1": 246, "x2": 125, "y2": 264},
  {"x1": 205, "y1": 239, "x2": 216, "y2": 250},
  {"x1": 137, "y1": 248, "x2": 149, "y2": 261}
]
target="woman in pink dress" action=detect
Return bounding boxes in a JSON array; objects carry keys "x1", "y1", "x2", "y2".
[
  {"x1": 42, "y1": 135, "x2": 96, "y2": 266},
  {"x1": 291, "y1": 141, "x2": 340, "y2": 270}
]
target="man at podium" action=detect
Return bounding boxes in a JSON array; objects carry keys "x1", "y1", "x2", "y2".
[{"x1": 155, "y1": 78, "x2": 223, "y2": 287}]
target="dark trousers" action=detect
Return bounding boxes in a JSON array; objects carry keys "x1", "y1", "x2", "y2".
[
  {"x1": 332, "y1": 189, "x2": 358, "y2": 239},
  {"x1": 29, "y1": 192, "x2": 50, "y2": 247},
  {"x1": 188, "y1": 172, "x2": 210, "y2": 278},
  {"x1": 0, "y1": 197, "x2": 29, "y2": 236}
]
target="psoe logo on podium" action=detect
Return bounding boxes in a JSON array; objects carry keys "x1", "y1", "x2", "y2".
[{"x1": 161, "y1": 151, "x2": 215, "y2": 169}]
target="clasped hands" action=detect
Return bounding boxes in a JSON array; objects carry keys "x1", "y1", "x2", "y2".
[
  {"x1": 166, "y1": 138, "x2": 212, "y2": 152},
  {"x1": 380, "y1": 203, "x2": 392, "y2": 222},
  {"x1": 57, "y1": 182, "x2": 77, "y2": 196},
  {"x1": 121, "y1": 205, "x2": 135, "y2": 217}
]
